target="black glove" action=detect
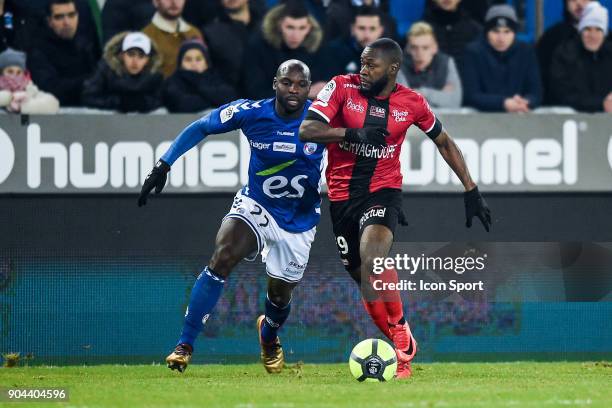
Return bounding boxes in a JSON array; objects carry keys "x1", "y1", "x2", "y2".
[
  {"x1": 464, "y1": 186, "x2": 492, "y2": 232},
  {"x1": 345, "y1": 127, "x2": 389, "y2": 147},
  {"x1": 138, "y1": 159, "x2": 170, "y2": 207}
]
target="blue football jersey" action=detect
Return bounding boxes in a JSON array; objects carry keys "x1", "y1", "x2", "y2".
[{"x1": 161, "y1": 98, "x2": 324, "y2": 233}]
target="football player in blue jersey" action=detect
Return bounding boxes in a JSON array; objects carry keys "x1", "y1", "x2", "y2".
[{"x1": 138, "y1": 60, "x2": 324, "y2": 374}]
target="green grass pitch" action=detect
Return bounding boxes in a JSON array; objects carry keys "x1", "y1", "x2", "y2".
[{"x1": 1, "y1": 362, "x2": 611, "y2": 407}]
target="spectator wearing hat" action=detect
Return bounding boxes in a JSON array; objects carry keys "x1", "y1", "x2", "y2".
[
  {"x1": 143, "y1": 0, "x2": 203, "y2": 78},
  {"x1": 398, "y1": 21, "x2": 462, "y2": 108},
  {"x1": 550, "y1": 2, "x2": 612, "y2": 112},
  {"x1": 162, "y1": 40, "x2": 237, "y2": 113},
  {"x1": 423, "y1": 0, "x2": 482, "y2": 70},
  {"x1": 461, "y1": 4, "x2": 542, "y2": 112},
  {"x1": 0, "y1": 48, "x2": 59, "y2": 114},
  {"x1": 537, "y1": 0, "x2": 593, "y2": 104},
  {"x1": 27, "y1": 0, "x2": 98, "y2": 106},
  {"x1": 82, "y1": 31, "x2": 163, "y2": 112}
]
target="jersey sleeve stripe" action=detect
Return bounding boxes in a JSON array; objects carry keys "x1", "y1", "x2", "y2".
[
  {"x1": 307, "y1": 107, "x2": 331, "y2": 123},
  {"x1": 423, "y1": 114, "x2": 438, "y2": 133}
]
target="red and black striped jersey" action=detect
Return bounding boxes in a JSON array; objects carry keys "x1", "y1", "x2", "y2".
[{"x1": 308, "y1": 74, "x2": 440, "y2": 202}]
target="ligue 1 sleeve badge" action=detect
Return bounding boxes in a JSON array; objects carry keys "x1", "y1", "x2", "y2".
[{"x1": 303, "y1": 142, "x2": 318, "y2": 155}]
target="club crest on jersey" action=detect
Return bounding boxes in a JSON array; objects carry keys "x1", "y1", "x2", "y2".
[
  {"x1": 303, "y1": 142, "x2": 318, "y2": 155},
  {"x1": 369, "y1": 106, "x2": 386, "y2": 118},
  {"x1": 392, "y1": 109, "x2": 409, "y2": 122},
  {"x1": 346, "y1": 98, "x2": 365, "y2": 113}
]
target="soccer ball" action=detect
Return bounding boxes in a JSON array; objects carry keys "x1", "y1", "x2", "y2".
[{"x1": 349, "y1": 338, "x2": 397, "y2": 382}]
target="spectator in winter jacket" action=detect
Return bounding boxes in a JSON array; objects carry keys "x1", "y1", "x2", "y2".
[
  {"x1": 423, "y1": 0, "x2": 482, "y2": 70},
  {"x1": 162, "y1": 40, "x2": 237, "y2": 113},
  {"x1": 537, "y1": 0, "x2": 593, "y2": 104},
  {"x1": 323, "y1": 0, "x2": 397, "y2": 42},
  {"x1": 461, "y1": 5, "x2": 542, "y2": 112},
  {"x1": 27, "y1": 0, "x2": 98, "y2": 106},
  {"x1": 398, "y1": 22, "x2": 462, "y2": 108},
  {"x1": 550, "y1": 2, "x2": 612, "y2": 112},
  {"x1": 0, "y1": 48, "x2": 59, "y2": 114},
  {"x1": 82, "y1": 32, "x2": 163, "y2": 112},
  {"x1": 203, "y1": 0, "x2": 264, "y2": 88},
  {"x1": 241, "y1": 1, "x2": 324, "y2": 99},
  {"x1": 318, "y1": 6, "x2": 385, "y2": 79},
  {"x1": 143, "y1": 0, "x2": 203, "y2": 78}
]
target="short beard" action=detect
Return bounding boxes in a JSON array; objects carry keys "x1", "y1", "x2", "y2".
[{"x1": 360, "y1": 76, "x2": 389, "y2": 98}]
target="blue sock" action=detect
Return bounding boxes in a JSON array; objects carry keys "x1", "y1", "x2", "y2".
[
  {"x1": 177, "y1": 266, "x2": 225, "y2": 350},
  {"x1": 261, "y1": 295, "x2": 291, "y2": 344}
]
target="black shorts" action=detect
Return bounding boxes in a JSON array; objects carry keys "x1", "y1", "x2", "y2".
[{"x1": 329, "y1": 188, "x2": 406, "y2": 272}]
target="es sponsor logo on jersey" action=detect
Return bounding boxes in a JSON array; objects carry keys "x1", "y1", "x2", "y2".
[
  {"x1": 273, "y1": 142, "x2": 296, "y2": 153},
  {"x1": 317, "y1": 79, "x2": 336, "y2": 104},
  {"x1": 369, "y1": 106, "x2": 386, "y2": 118},
  {"x1": 263, "y1": 174, "x2": 308, "y2": 198},
  {"x1": 359, "y1": 206, "x2": 387, "y2": 229},
  {"x1": 250, "y1": 140, "x2": 271, "y2": 150},
  {"x1": 346, "y1": 98, "x2": 365, "y2": 113},
  {"x1": 392, "y1": 109, "x2": 409, "y2": 122},
  {"x1": 303, "y1": 142, "x2": 318, "y2": 155}
]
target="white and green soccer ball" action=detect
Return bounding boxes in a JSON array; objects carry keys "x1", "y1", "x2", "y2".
[{"x1": 349, "y1": 338, "x2": 397, "y2": 382}]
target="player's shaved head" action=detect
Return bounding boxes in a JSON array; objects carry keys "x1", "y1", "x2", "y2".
[
  {"x1": 366, "y1": 38, "x2": 403, "y2": 65},
  {"x1": 276, "y1": 59, "x2": 311, "y2": 81},
  {"x1": 273, "y1": 59, "x2": 311, "y2": 117}
]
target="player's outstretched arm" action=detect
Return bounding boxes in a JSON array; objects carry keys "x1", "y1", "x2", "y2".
[
  {"x1": 137, "y1": 119, "x2": 207, "y2": 207},
  {"x1": 433, "y1": 130, "x2": 492, "y2": 232},
  {"x1": 299, "y1": 120, "x2": 388, "y2": 146}
]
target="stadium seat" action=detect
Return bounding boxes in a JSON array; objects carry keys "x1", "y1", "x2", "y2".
[
  {"x1": 390, "y1": 0, "x2": 426, "y2": 38},
  {"x1": 601, "y1": 0, "x2": 612, "y2": 29},
  {"x1": 543, "y1": 0, "x2": 564, "y2": 30},
  {"x1": 505, "y1": 0, "x2": 535, "y2": 43}
]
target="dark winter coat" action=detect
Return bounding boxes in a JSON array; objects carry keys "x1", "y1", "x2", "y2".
[
  {"x1": 163, "y1": 69, "x2": 237, "y2": 113},
  {"x1": 81, "y1": 32, "x2": 163, "y2": 112},
  {"x1": 27, "y1": 27, "x2": 99, "y2": 106},
  {"x1": 318, "y1": 37, "x2": 363, "y2": 79},
  {"x1": 461, "y1": 37, "x2": 542, "y2": 112},
  {"x1": 203, "y1": 5, "x2": 264, "y2": 87},
  {"x1": 549, "y1": 38, "x2": 612, "y2": 112},
  {"x1": 101, "y1": 0, "x2": 155, "y2": 43},
  {"x1": 536, "y1": 2, "x2": 580, "y2": 105}
]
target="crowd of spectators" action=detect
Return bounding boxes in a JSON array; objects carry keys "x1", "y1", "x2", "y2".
[{"x1": 0, "y1": 0, "x2": 610, "y2": 114}]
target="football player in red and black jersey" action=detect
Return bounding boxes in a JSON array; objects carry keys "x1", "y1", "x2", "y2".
[{"x1": 299, "y1": 38, "x2": 491, "y2": 378}]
